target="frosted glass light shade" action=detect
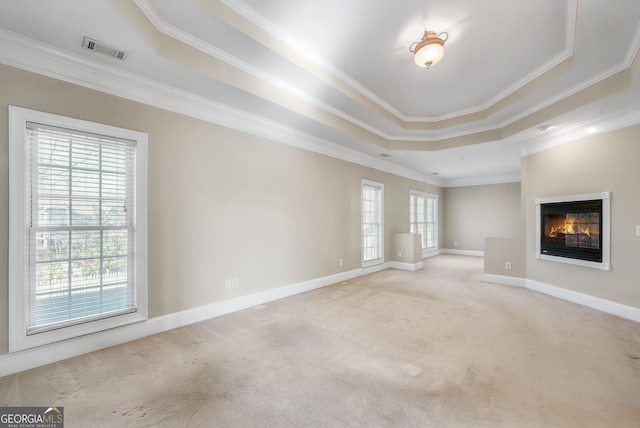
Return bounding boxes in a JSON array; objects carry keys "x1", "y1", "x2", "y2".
[{"x1": 413, "y1": 40, "x2": 445, "y2": 68}]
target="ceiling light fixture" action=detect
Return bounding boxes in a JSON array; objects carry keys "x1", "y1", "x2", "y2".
[{"x1": 409, "y1": 30, "x2": 448, "y2": 69}]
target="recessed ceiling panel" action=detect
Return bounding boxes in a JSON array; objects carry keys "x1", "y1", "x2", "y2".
[{"x1": 235, "y1": 0, "x2": 571, "y2": 119}]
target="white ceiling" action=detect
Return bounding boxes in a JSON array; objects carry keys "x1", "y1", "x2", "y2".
[{"x1": 1, "y1": 0, "x2": 640, "y2": 186}]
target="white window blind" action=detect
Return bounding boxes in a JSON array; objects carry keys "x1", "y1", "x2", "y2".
[
  {"x1": 362, "y1": 180, "x2": 383, "y2": 265},
  {"x1": 26, "y1": 122, "x2": 136, "y2": 334},
  {"x1": 410, "y1": 191, "x2": 437, "y2": 252}
]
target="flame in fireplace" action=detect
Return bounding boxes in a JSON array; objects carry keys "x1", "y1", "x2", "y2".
[{"x1": 548, "y1": 217, "x2": 591, "y2": 238}]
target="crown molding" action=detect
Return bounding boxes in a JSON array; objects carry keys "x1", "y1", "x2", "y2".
[
  {"x1": 218, "y1": 0, "x2": 407, "y2": 120},
  {"x1": 138, "y1": 0, "x2": 640, "y2": 148},
  {"x1": 0, "y1": 28, "x2": 441, "y2": 188},
  {"x1": 521, "y1": 105, "x2": 640, "y2": 157},
  {"x1": 442, "y1": 173, "x2": 521, "y2": 188},
  {"x1": 134, "y1": 0, "x2": 566, "y2": 143},
  {"x1": 625, "y1": 20, "x2": 640, "y2": 66},
  {"x1": 134, "y1": 0, "x2": 393, "y2": 141},
  {"x1": 3, "y1": 17, "x2": 638, "y2": 190}
]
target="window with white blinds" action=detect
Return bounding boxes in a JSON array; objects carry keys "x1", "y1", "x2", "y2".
[
  {"x1": 410, "y1": 190, "x2": 438, "y2": 254},
  {"x1": 9, "y1": 107, "x2": 147, "y2": 352},
  {"x1": 27, "y1": 122, "x2": 136, "y2": 333},
  {"x1": 362, "y1": 180, "x2": 384, "y2": 266}
]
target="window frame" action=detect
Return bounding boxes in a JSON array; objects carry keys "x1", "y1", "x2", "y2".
[
  {"x1": 8, "y1": 106, "x2": 148, "y2": 352},
  {"x1": 410, "y1": 190, "x2": 438, "y2": 256},
  {"x1": 361, "y1": 179, "x2": 384, "y2": 267}
]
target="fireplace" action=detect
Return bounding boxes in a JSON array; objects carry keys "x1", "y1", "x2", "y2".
[
  {"x1": 535, "y1": 193, "x2": 611, "y2": 271},
  {"x1": 540, "y1": 200, "x2": 602, "y2": 262}
]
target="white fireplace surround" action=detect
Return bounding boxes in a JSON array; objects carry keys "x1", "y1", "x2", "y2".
[{"x1": 535, "y1": 192, "x2": 611, "y2": 271}]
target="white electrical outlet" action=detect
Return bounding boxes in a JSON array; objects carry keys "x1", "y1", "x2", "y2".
[
  {"x1": 397, "y1": 251, "x2": 402, "y2": 257},
  {"x1": 505, "y1": 262, "x2": 512, "y2": 270},
  {"x1": 225, "y1": 279, "x2": 232, "y2": 289},
  {"x1": 636, "y1": 225, "x2": 640, "y2": 236},
  {"x1": 453, "y1": 241, "x2": 458, "y2": 247},
  {"x1": 231, "y1": 278, "x2": 238, "y2": 288},
  {"x1": 339, "y1": 258, "x2": 343, "y2": 266}
]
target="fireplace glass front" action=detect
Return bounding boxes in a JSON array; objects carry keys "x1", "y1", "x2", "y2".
[{"x1": 540, "y1": 199, "x2": 602, "y2": 263}]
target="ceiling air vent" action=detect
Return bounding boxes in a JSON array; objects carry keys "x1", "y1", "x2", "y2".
[{"x1": 82, "y1": 37, "x2": 128, "y2": 60}]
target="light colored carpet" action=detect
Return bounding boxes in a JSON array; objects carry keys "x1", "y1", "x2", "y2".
[{"x1": 2, "y1": 255, "x2": 640, "y2": 427}]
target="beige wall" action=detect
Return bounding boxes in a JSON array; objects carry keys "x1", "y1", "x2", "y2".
[
  {"x1": 0, "y1": 64, "x2": 442, "y2": 355},
  {"x1": 443, "y1": 182, "x2": 521, "y2": 251},
  {"x1": 484, "y1": 237, "x2": 526, "y2": 278},
  {"x1": 524, "y1": 125, "x2": 640, "y2": 308}
]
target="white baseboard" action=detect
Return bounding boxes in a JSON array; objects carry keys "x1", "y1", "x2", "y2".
[
  {"x1": 0, "y1": 264, "x2": 384, "y2": 378},
  {"x1": 422, "y1": 250, "x2": 441, "y2": 259},
  {"x1": 441, "y1": 248, "x2": 485, "y2": 257},
  {"x1": 388, "y1": 261, "x2": 424, "y2": 271},
  {"x1": 482, "y1": 273, "x2": 526, "y2": 287},
  {"x1": 525, "y1": 279, "x2": 640, "y2": 323},
  {"x1": 483, "y1": 274, "x2": 640, "y2": 323},
  {"x1": 5, "y1": 261, "x2": 639, "y2": 377}
]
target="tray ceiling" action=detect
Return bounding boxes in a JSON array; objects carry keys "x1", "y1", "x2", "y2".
[{"x1": 1, "y1": 0, "x2": 639, "y2": 185}]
